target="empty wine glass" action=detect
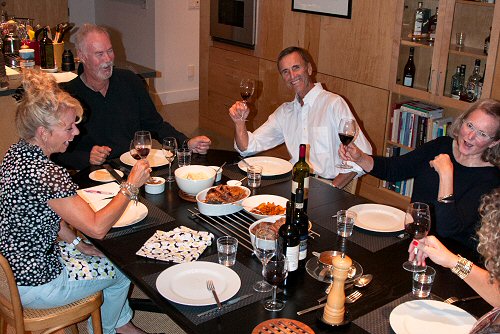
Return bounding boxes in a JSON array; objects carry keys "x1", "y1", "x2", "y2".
[
  {"x1": 262, "y1": 253, "x2": 288, "y2": 312},
  {"x1": 336, "y1": 118, "x2": 357, "y2": 169},
  {"x1": 252, "y1": 227, "x2": 277, "y2": 293},
  {"x1": 402, "y1": 202, "x2": 431, "y2": 272},
  {"x1": 133, "y1": 131, "x2": 152, "y2": 160},
  {"x1": 162, "y1": 137, "x2": 177, "y2": 182}
]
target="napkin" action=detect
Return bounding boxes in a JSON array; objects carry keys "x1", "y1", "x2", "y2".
[
  {"x1": 77, "y1": 183, "x2": 120, "y2": 204},
  {"x1": 136, "y1": 226, "x2": 214, "y2": 263}
]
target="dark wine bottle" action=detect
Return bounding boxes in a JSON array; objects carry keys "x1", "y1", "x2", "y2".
[
  {"x1": 403, "y1": 47, "x2": 416, "y2": 88},
  {"x1": 291, "y1": 144, "x2": 310, "y2": 211},
  {"x1": 40, "y1": 27, "x2": 54, "y2": 69},
  {"x1": 278, "y1": 201, "x2": 299, "y2": 273},
  {"x1": 292, "y1": 188, "x2": 309, "y2": 268}
]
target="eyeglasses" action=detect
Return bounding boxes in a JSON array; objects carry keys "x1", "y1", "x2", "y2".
[{"x1": 463, "y1": 121, "x2": 495, "y2": 141}]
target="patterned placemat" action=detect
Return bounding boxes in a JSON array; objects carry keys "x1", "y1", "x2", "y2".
[
  {"x1": 308, "y1": 213, "x2": 407, "y2": 253},
  {"x1": 353, "y1": 292, "x2": 442, "y2": 334},
  {"x1": 142, "y1": 254, "x2": 273, "y2": 325},
  {"x1": 223, "y1": 164, "x2": 292, "y2": 187},
  {"x1": 104, "y1": 197, "x2": 176, "y2": 239}
]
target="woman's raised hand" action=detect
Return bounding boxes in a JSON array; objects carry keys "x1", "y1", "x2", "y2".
[{"x1": 127, "y1": 159, "x2": 151, "y2": 187}]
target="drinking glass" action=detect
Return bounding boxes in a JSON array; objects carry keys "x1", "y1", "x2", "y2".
[
  {"x1": 263, "y1": 253, "x2": 288, "y2": 312},
  {"x1": 133, "y1": 131, "x2": 152, "y2": 160},
  {"x1": 129, "y1": 140, "x2": 141, "y2": 160},
  {"x1": 402, "y1": 202, "x2": 431, "y2": 272},
  {"x1": 252, "y1": 227, "x2": 277, "y2": 293},
  {"x1": 334, "y1": 210, "x2": 357, "y2": 256},
  {"x1": 336, "y1": 118, "x2": 357, "y2": 169},
  {"x1": 162, "y1": 137, "x2": 178, "y2": 183},
  {"x1": 240, "y1": 78, "x2": 255, "y2": 104}
]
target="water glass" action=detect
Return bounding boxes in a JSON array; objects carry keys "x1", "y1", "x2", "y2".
[
  {"x1": 247, "y1": 165, "x2": 263, "y2": 188},
  {"x1": 217, "y1": 236, "x2": 238, "y2": 267},
  {"x1": 177, "y1": 148, "x2": 192, "y2": 167},
  {"x1": 412, "y1": 266, "x2": 436, "y2": 298},
  {"x1": 336, "y1": 210, "x2": 356, "y2": 237}
]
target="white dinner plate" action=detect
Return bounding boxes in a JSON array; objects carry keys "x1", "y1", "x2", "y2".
[
  {"x1": 89, "y1": 169, "x2": 124, "y2": 182},
  {"x1": 348, "y1": 203, "x2": 405, "y2": 233},
  {"x1": 90, "y1": 199, "x2": 148, "y2": 228},
  {"x1": 238, "y1": 156, "x2": 293, "y2": 176},
  {"x1": 156, "y1": 261, "x2": 241, "y2": 306},
  {"x1": 120, "y1": 149, "x2": 170, "y2": 167},
  {"x1": 389, "y1": 300, "x2": 476, "y2": 334}
]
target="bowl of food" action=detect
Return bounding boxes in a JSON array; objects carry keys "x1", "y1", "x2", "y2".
[
  {"x1": 145, "y1": 177, "x2": 165, "y2": 194},
  {"x1": 175, "y1": 165, "x2": 216, "y2": 195},
  {"x1": 248, "y1": 215, "x2": 286, "y2": 249},
  {"x1": 241, "y1": 195, "x2": 288, "y2": 220},
  {"x1": 196, "y1": 184, "x2": 251, "y2": 216}
]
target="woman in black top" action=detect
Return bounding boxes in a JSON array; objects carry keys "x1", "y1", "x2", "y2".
[{"x1": 340, "y1": 99, "x2": 500, "y2": 249}]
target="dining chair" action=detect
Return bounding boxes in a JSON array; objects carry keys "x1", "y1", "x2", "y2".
[
  {"x1": 343, "y1": 178, "x2": 358, "y2": 195},
  {"x1": 0, "y1": 253, "x2": 103, "y2": 334}
]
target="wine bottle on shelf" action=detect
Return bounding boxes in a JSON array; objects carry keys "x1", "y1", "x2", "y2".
[
  {"x1": 291, "y1": 188, "x2": 308, "y2": 268},
  {"x1": 403, "y1": 47, "x2": 416, "y2": 88},
  {"x1": 465, "y1": 59, "x2": 482, "y2": 102},
  {"x1": 291, "y1": 144, "x2": 310, "y2": 212},
  {"x1": 39, "y1": 27, "x2": 54, "y2": 69},
  {"x1": 484, "y1": 27, "x2": 490, "y2": 55},
  {"x1": 459, "y1": 64, "x2": 467, "y2": 101},
  {"x1": 278, "y1": 201, "x2": 299, "y2": 274},
  {"x1": 428, "y1": 7, "x2": 438, "y2": 43},
  {"x1": 450, "y1": 66, "x2": 462, "y2": 100},
  {"x1": 478, "y1": 66, "x2": 485, "y2": 99}
]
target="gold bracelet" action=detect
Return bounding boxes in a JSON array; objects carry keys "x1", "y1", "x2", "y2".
[{"x1": 451, "y1": 255, "x2": 473, "y2": 279}]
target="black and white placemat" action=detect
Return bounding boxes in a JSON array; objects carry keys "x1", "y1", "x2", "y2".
[
  {"x1": 223, "y1": 164, "x2": 292, "y2": 187},
  {"x1": 353, "y1": 293, "x2": 442, "y2": 334},
  {"x1": 142, "y1": 254, "x2": 273, "y2": 325},
  {"x1": 104, "y1": 197, "x2": 176, "y2": 239},
  {"x1": 308, "y1": 213, "x2": 407, "y2": 253}
]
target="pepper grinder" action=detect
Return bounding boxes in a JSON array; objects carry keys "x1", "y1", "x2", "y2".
[
  {"x1": 322, "y1": 254, "x2": 352, "y2": 325},
  {"x1": 61, "y1": 49, "x2": 75, "y2": 72}
]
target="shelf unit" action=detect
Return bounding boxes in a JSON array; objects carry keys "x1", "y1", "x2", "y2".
[{"x1": 385, "y1": 0, "x2": 500, "y2": 201}]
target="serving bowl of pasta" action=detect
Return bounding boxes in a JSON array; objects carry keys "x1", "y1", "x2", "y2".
[{"x1": 175, "y1": 165, "x2": 216, "y2": 195}]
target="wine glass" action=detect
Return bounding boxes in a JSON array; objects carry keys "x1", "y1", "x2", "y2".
[
  {"x1": 336, "y1": 118, "x2": 357, "y2": 169},
  {"x1": 240, "y1": 78, "x2": 255, "y2": 104},
  {"x1": 252, "y1": 227, "x2": 277, "y2": 293},
  {"x1": 133, "y1": 131, "x2": 152, "y2": 160},
  {"x1": 402, "y1": 202, "x2": 431, "y2": 272},
  {"x1": 129, "y1": 140, "x2": 141, "y2": 161},
  {"x1": 162, "y1": 137, "x2": 177, "y2": 182},
  {"x1": 262, "y1": 253, "x2": 288, "y2": 312}
]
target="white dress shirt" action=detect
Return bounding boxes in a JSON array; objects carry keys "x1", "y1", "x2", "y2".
[{"x1": 235, "y1": 83, "x2": 372, "y2": 179}]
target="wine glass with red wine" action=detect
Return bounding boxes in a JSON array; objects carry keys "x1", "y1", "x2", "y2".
[
  {"x1": 336, "y1": 118, "x2": 357, "y2": 169},
  {"x1": 162, "y1": 137, "x2": 178, "y2": 183},
  {"x1": 240, "y1": 78, "x2": 255, "y2": 104},
  {"x1": 402, "y1": 202, "x2": 431, "y2": 272},
  {"x1": 262, "y1": 253, "x2": 288, "y2": 311},
  {"x1": 252, "y1": 227, "x2": 277, "y2": 293},
  {"x1": 129, "y1": 140, "x2": 141, "y2": 160},
  {"x1": 133, "y1": 131, "x2": 152, "y2": 160}
]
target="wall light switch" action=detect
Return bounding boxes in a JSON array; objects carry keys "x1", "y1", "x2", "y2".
[{"x1": 188, "y1": 0, "x2": 200, "y2": 10}]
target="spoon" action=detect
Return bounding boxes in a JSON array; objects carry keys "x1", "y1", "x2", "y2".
[{"x1": 216, "y1": 161, "x2": 226, "y2": 174}]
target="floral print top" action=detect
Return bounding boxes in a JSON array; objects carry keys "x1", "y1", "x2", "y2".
[{"x1": 0, "y1": 139, "x2": 77, "y2": 286}]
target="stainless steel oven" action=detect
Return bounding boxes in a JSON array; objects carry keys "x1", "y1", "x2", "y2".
[{"x1": 210, "y1": 0, "x2": 257, "y2": 49}]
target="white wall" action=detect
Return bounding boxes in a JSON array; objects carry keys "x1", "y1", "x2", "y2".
[{"x1": 68, "y1": 0, "x2": 200, "y2": 105}]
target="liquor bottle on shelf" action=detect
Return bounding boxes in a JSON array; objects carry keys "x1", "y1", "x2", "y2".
[
  {"x1": 478, "y1": 66, "x2": 485, "y2": 99},
  {"x1": 278, "y1": 201, "x2": 299, "y2": 274},
  {"x1": 291, "y1": 144, "x2": 310, "y2": 212},
  {"x1": 484, "y1": 27, "x2": 490, "y2": 55},
  {"x1": 412, "y1": 2, "x2": 430, "y2": 40},
  {"x1": 459, "y1": 64, "x2": 467, "y2": 101},
  {"x1": 39, "y1": 27, "x2": 54, "y2": 69},
  {"x1": 450, "y1": 67, "x2": 462, "y2": 100},
  {"x1": 465, "y1": 59, "x2": 482, "y2": 102},
  {"x1": 291, "y1": 188, "x2": 308, "y2": 268},
  {"x1": 403, "y1": 47, "x2": 416, "y2": 88},
  {"x1": 427, "y1": 7, "x2": 438, "y2": 43}
]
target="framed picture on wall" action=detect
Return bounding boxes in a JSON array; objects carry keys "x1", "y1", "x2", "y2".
[{"x1": 292, "y1": 0, "x2": 352, "y2": 19}]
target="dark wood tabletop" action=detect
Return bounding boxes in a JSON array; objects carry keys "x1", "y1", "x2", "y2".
[{"x1": 72, "y1": 149, "x2": 491, "y2": 334}]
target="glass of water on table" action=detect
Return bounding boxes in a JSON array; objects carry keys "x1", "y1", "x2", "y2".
[
  {"x1": 217, "y1": 236, "x2": 238, "y2": 267},
  {"x1": 247, "y1": 165, "x2": 263, "y2": 188}
]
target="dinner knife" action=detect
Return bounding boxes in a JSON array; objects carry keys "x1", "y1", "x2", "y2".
[
  {"x1": 103, "y1": 164, "x2": 123, "y2": 183},
  {"x1": 197, "y1": 293, "x2": 253, "y2": 317},
  {"x1": 239, "y1": 157, "x2": 252, "y2": 169}
]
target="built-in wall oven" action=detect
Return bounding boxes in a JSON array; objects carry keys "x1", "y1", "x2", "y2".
[{"x1": 210, "y1": 0, "x2": 257, "y2": 49}]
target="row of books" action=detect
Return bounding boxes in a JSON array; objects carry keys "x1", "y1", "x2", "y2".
[
  {"x1": 381, "y1": 146, "x2": 414, "y2": 197},
  {"x1": 390, "y1": 100, "x2": 454, "y2": 148}
]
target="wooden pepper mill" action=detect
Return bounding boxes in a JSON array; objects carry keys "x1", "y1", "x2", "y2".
[{"x1": 322, "y1": 254, "x2": 352, "y2": 325}]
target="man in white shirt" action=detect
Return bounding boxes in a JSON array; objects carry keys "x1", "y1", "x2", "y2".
[{"x1": 228, "y1": 46, "x2": 372, "y2": 188}]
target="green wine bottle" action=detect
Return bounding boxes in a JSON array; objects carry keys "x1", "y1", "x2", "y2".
[{"x1": 291, "y1": 144, "x2": 310, "y2": 211}]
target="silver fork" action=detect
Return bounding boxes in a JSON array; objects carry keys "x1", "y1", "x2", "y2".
[
  {"x1": 444, "y1": 295, "x2": 482, "y2": 304},
  {"x1": 345, "y1": 290, "x2": 362, "y2": 304},
  {"x1": 206, "y1": 280, "x2": 222, "y2": 309}
]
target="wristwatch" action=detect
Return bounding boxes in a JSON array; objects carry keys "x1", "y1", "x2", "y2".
[
  {"x1": 438, "y1": 194, "x2": 454, "y2": 203},
  {"x1": 70, "y1": 236, "x2": 82, "y2": 248}
]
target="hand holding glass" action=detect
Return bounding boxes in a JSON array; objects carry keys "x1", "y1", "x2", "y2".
[
  {"x1": 162, "y1": 137, "x2": 177, "y2": 183},
  {"x1": 403, "y1": 202, "x2": 431, "y2": 272},
  {"x1": 252, "y1": 227, "x2": 277, "y2": 292},
  {"x1": 239, "y1": 78, "x2": 255, "y2": 120},
  {"x1": 336, "y1": 118, "x2": 357, "y2": 169}
]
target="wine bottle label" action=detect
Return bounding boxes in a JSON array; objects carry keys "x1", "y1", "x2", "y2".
[
  {"x1": 286, "y1": 245, "x2": 299, "y2": 271},
  {"x1": 291, "y1": 177, "x2": 310, "y2": 198},
  {"x1": 299, "y1": 238, "x2": 307, "y2": 260},
  {"x1": 403, "y1": 75, "x2": 413, "y2": 87}
]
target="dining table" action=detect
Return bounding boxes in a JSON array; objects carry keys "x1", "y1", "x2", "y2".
[{"x1": 72, "y1": 149, "x2": 491, "y2": 334}]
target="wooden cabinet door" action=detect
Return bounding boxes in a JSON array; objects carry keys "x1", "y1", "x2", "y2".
[{"x1": 1, "y1": 0, "x2": 68, "y2": 30}]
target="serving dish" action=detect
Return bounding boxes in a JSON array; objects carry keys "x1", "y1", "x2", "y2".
[{"x1": 196, "y1": 185, "x2": 250, "y2": 216}]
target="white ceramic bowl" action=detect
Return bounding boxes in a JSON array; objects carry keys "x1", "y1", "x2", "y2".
[
  {"x1": 196, "y1": 185, "x2": 250, "y2": 216},
  {"x1": 175, "y1": 165, "x2": 216, "y2": 195},
  {"x1": 227, "y1": 180, "x2": 242, "y2": 187},
  {"x1": 145, "y1": 177, "x2": 165, "y2": 194},
  {"x1": 248, "y1": 215, "x2": 284, "y2": 249},
  {"x1": 208, "y1": 166, "x2": 223, "y2": 182},
  {"x1": 241, "y1": 194, "x2": 288, "y2": 220}
]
